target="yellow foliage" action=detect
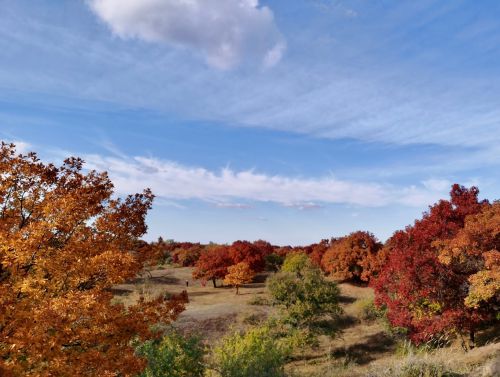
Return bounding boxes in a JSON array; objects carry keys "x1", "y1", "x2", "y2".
[
  {"x1": 224, "y1": 262, "x2": 254, "y2": 294},
  {"x1": 436, "y1": 201, "x2": 499, "y2": 309}
]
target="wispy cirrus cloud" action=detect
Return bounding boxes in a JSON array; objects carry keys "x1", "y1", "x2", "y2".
[
  {"x1": 1, "y1": 1, "x2": 500, "y2": 154},
  {"x1": 87, "y1": 0, "x2": 285, "y2": 69}
]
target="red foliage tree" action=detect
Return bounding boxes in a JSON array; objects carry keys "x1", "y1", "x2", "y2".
[
  {"x1": 252, "y1": 239, "x2": 275, "y2": 257},
  {"x1": 321, "y1": 231, "x2": 382, "y2": 282},
  {"x1": 371, "y1": 184, "x2": 488, "y2": 345},
  {"x1": 309, "y1": 239, "x2": 332, "y2": 267},
  {"x1": 229, "y1": 240, "x2": 267, "y2": 272},
  {"x1": 171, "y1": 242, "x2": 204, "y2": 267},
  {"x1": 192, "y1": 245, "x2": 233, "y2": 287}
]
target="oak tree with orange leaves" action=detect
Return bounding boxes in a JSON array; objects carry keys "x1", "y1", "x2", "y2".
[
  {"x1": 321, "y1": 231, "x2": 382, "y2": 282},
  {"x1": 0, "y1": 143, "x2": 187, "y2": 377},
  {"x1": 435, "y1": 201, "x2": 499, "y2": 313},
  {"x1": 223, "y1": 262, "x2": 255, "y2": 295}
]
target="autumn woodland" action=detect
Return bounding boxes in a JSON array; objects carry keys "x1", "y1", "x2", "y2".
[{"x1": 0, "y1": 142, "x2": 497, "y2": 376}]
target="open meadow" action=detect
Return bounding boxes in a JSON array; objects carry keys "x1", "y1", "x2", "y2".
[{"x1": 114, "y1": 265, "x2": 500, "y2": 377}]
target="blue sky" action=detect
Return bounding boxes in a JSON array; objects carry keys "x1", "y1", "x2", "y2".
[{"x1": 1, "y1": 0, "x2": 499, "y2": 245}]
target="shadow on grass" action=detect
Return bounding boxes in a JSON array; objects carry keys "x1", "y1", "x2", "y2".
[
  {"x1": 330, "y1": 331, "x2": 396, "y2": 365},
  {"x1": 338, "y1": 295, "x2": 357, "y2": 304},
  {"x1": 187, "y1": 290, "x2": 226, "y2": 297},
  {"x1": 128, "y1": 275, "x2": 181, "y2": 285},
  {"x1": 252, "y1": 273, "x2": 271, "y2": 284},
  {"x1": 334, "y1": 314, "x2": 359, "y2": 330},
  {"x1": 108, "y1": 287, "x2": 133, "y2": 296},
  {"x1": 476, "y1": 323, "x2": 500, "y2": 346}
]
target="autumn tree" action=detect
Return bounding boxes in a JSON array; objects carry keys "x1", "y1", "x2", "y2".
[
  {"x1": 171, "y1": 243, "x2": 204, "y2": 267},
  {"x1": 252, "y1": 239, "x2": 275, "y2": 257},
  {"x1": 147, "y1": 237, "x2": 178, "y2": 265},
  {"x1": 321, "y1": 231, "x2": 382, "y2": 282},
  {"x1": 224, "y1": 262, "x2": 255, "y2": 295},
  {"x1": 0, "y1": 143, "x2": 187, "y2": 376},
  {"x1": 192, "y1": 245, "x2": 233, "y2": 287},
  {"x1": 372, "y1": 184, "x2": 488, "y2": 345},
  {"x1": 435, "y1": 201, "x2": 499, "y2": 314},
  {"x1": 229, "y1": 240, "x2": 267, "y2": 272},
  {"x1": 308, "y1": 239, "x2": 332, "y2": 267}
]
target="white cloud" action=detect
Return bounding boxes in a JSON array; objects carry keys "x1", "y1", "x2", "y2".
[
  {"x1": 213, "y1": 202, "x2": 252, "y2": 209},
  {"x1": 284, "y1": 202, "x2": 324, "y2": 211},
  {"x1": 15, "y1": 141, "x2": 31, "y2": 153},
  {"x1": 2, "y1": 140, "x2": 31, "y2": 154},
  {"x1": 422, "y1": 179, "x2": 451, "y2": 192},
  {"x1": 87, "y1": 0, "x2": 285, "y2": 69},
  {"x1": 82, "y1": 153, "x2": 448, "y2": 208}
]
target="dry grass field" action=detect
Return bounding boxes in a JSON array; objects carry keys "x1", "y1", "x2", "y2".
[{"x1": 113, "y1": 265, "x2": 500, "y2": 377}]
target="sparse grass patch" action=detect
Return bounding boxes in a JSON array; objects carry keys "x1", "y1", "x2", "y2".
[
  {"x1": 242, "y1": 312, "x2": 266, "y2": 326},
  {"x1": 248, "y1": 295, "x2": 270, "y2": 306},
  {"x1": 372, "y1": 357, "x2": 463, "y2": 377},
  {"x1": 352, "y1": 298, "x2": 381, "y2": 323}
]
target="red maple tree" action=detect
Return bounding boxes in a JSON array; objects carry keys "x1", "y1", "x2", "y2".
[
  {"x1": 229, "y1": 240, "x2": 267, "y2": 272},
  {"x1": 372, "y1": 184, "x2": 488, "y2": 345},
  {"x1": 192, "y1": 245, "x2": 233, "y2": 287}
]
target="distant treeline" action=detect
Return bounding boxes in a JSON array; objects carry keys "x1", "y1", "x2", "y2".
[{"x1": 139, "y1": 184, "x2": 499, "y2": 345}]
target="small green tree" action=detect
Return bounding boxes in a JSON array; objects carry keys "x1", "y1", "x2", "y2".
[
  {"x1": 209, "y1": 326, "x2": 290, "y2": 377},
  {"x1": 136, "y1": 330, "x2": 205, "y2": 377},
  {"x1": 267, "y1": 255, "x2": 341, "y2": 338},
  {"x1": 265, "y1": 253, "x2": 285, "y2": 272},
  {"x1": 280, "y1": 252, "x2": 312, "y2": 276}
]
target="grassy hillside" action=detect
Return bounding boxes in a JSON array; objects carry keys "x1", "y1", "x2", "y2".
[{"x1": 113, "y1": 265, "x2": 500, "y2": 377}]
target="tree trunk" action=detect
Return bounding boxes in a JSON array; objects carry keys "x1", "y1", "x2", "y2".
[
  {"x1": 212, "y1": 278, "x2": 217, "y2": 288},
  {"x1": 469, "y1": 329, "x2": 475, "y2": 349},
  {"x1": 236, "y1": 285, "x2": 239, "y2": 295}
]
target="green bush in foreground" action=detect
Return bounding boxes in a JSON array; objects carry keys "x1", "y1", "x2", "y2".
[
  {"x1": 267, "y1": 254, "x2": 342, "y2": 338},
  {"x1": 209, "y1": 326, "x2": 291, "y2": 377},
  {"x1": 136, "y1": 330, "x2": 205, "y2": 377}
]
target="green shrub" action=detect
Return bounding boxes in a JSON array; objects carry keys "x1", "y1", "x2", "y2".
[
  {"x1": 281, "y1": 252, "x2": 313, "y2": 276},
  {"x1": 209, "y1": 326, "x2": 291, "y2": 377},
  {"x1": 265, "y1": 253, "x2": 285, "y2": 272},
  {"x1": 267, "y1": 264, "x2": 341, "y2": 337},
  {"x1": 136, "y1": 330, "x2": 205, "y2": 377}
]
